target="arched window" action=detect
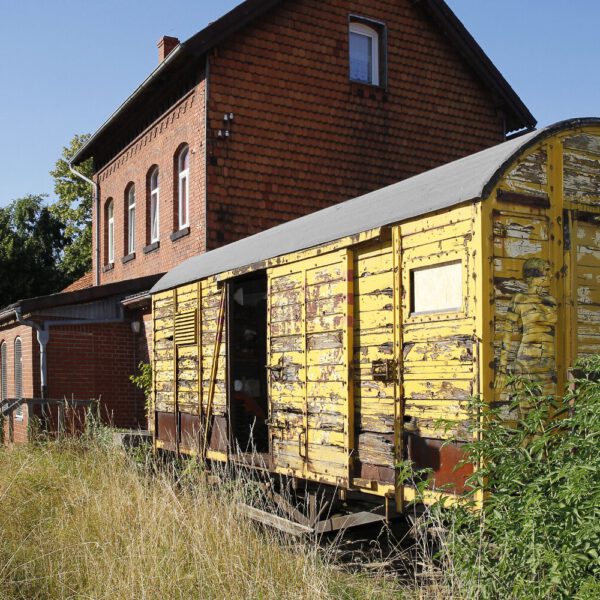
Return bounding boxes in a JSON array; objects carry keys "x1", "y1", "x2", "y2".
[
  {"x1": 177, "y1": 145, "x2": 189, "y2": 230},
  {"x1": 106, "y1": 199, "x2": 115, "y2": 265},
  {"x1": 0, "y1": 342, "x2": 7, "y2": 402},
  {"x1": 149, "y1": 167, "x2": 160, "y2": 243},
  {"x1": 349, "y1": 21, "x2": 381, "y2": 86},
  {"x1": 14, "y1": 338, "x2": 22, "y2": 420},
  {"x1": 126, "y1": 184, "x2": 136, "y2": 255}
]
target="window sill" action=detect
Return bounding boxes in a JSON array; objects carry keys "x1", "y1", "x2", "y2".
[
  {"x1": 350, "y1": 81, "x2": 388, "y2": 101},
  {"x1": 102, "y1": 263, "x2": 115, "y2": 273},
  {"x1": 170, "y1": 227, "x2": 190, "y2": 242},
  {"x1": 122, "y1": 252, "x2": 136, "y2": 265},
  {"x1": 143, "y1": 241, "x2": 160, "y2": 254}
]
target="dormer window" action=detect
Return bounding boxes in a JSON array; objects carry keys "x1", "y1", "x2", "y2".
[{"x1": 349, "y1": 19, "x2": 383, "y2": 86}]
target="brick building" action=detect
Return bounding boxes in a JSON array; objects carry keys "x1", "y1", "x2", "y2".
[{"x1": 1, "y1": 0, "x2": 534, "y2": 442}]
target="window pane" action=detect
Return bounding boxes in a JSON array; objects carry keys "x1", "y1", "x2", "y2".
[
  {"x1": 179, "y1": 147, "x2": 189, "y2": 172},
  {"x1": 128, "y1": 186, "x2": 136, "y2": 208},
  {"x1": 151, "y1": 191, "x2": 159, "y2": 241},
  {"x1": 179, "y1": 175, "x2": 188, "y2": 227},
  {"x1": 128, "y1": 206, "x2": 136, "y2": 254},
  {"x1": 151, "y1": 169, "x2": 159, "y2": 192},
  {"x1": 350, "y1": 32, "x2": 372, "y2": 83},
  {"x1": 108, "y1": 219, "x2": 114, "y2": 263},
  {"x1": 411, "y1": 261, "x2": 463, "y2": 314}
]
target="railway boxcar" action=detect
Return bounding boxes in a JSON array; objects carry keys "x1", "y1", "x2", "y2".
[{"x1": 150, "y1": 118, "x2": 600, "y2": 529}]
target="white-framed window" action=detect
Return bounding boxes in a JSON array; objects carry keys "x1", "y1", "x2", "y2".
[
  {"x1": 107, "y1": 200, "x2": 115, "y2": 264},
  {"x1": 14, "y1": 337, "x2": 22, "y2": 420},
  {"x1": 0, "y1": 342, "x2": 7, "y2": 402},
  {"x1": 150, "y1": 167, "x2": 160, "y2": 243},
  {"x1": 349, "y1": 21, "x2": 380, "y2": 86},
  {"x1": 177, "y1": 146, "x2": 190, "y2": 230},
  {"x1": 127, "y1": 184, "x2": 136, "y2": 255}
]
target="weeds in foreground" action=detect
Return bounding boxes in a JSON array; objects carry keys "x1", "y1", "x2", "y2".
[
  {"x1": 428, "y1": 357, "x2": 600, "y2": 599},
  {"x1": 0, "y1": 440, "x2": 400, "y2": 600}
]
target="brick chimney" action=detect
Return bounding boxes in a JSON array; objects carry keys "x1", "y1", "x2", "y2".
[{"x1": 157, "y1": 36, "x2": 180, "y2": 63}]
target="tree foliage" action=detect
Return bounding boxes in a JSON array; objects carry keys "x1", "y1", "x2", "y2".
[
  {"x1": 49, "y1": 133, "x2": 93, "y2": 283},
  {"x1": 0, "y1": 195, "x2": 68, "y2": 306}
]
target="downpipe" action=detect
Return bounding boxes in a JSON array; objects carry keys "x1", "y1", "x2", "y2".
[
  {"x1": 14, "y1": 307, "x2": 49, "y2": 399},
  {"x1": 68, "y1": 161, "x2": 100, "y2": 286}
]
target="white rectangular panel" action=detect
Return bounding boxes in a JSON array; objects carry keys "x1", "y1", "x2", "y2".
[{"x1": 411, "y1": 261, "x2": 462, "y2": 314}]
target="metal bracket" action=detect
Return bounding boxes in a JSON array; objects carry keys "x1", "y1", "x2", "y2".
[{"x1": 371, "y1": 359, "x2": 397, "y2": 383}]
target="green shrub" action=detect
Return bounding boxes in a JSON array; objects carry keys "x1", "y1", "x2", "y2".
[
  {"x1": 130, "y1": 361, "x2": 153, "y2": 416},
  {"x1": 439, "y1": 358, "x2": 600, "y2": 599}
]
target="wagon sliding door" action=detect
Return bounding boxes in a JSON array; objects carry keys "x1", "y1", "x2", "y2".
[
  {"x1": 267, "y1": 250, "x2": 354, "y2": 486},
  {"x1": 570, "y1": 213, "x2": 600, "y2": 358}
]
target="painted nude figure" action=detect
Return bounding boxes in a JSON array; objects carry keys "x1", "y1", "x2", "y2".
[{"x1": 495, "y1": 258, "x2": 558, "y2": 408}]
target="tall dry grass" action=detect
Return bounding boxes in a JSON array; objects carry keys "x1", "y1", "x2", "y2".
[{"x1": 0, "y1": 441, "x2": 402, "y2": 599}]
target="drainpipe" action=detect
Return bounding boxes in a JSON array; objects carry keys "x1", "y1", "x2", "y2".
[
  {"x1": 68, "y1": 161, "x2": 100, "y2": 286},
  {"x1": 14, "y1": 308, "x2": 49, "y2": 399}
]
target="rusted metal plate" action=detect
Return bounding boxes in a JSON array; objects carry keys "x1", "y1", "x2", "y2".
[
  {"x1": 405, "y1": 435, "x2": 473, "y2": 495},
  {"x1": 354, "y1": 460, "x2": 395, "y2": 484},
  {"x1": 156, "y1": 411, "x2": 177, "y2": 445},
  {"x1": 179, "y1": 412, "x2": 200, "y2": 451},
  {"x1": 209, "y1": 415, "x2": 228, "y2": 452}
]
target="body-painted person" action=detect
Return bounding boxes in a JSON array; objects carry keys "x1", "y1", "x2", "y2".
[{"x1": 495, "y1": 258, "x2": 557, "y2": 414}]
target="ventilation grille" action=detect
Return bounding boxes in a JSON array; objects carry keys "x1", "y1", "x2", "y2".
[{"x1": 174, "y1": 310, "x2": 197, "y2": 346}]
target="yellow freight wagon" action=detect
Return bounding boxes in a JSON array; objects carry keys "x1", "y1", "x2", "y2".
[{"x1": 151, "y1": 118, "x2": 600, "y2": 532}]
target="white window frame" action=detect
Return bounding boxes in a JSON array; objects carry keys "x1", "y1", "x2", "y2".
[
  {"x1": 14, "y1": 337, "x2": 22, "y2": 421},
  {"x1": 107, "y1": 200, "x2": 115, "y2": 264},
  {"x1": 127, "y1": 185, "x2": 136, "y2": 255},
  {"x1": 178, "y1": 146, "x2": 190, "y2": 230},
  {"x1": 150, "y1": 168, "x2": 160, "y2": 243},
  {"x1": 349, "y1": 21, "x2": 380, "y2": 86}
]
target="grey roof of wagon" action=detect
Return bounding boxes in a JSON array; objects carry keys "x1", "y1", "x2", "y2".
[{"x1": 152, "y1": 118, "x2": 599, "y2": 294}]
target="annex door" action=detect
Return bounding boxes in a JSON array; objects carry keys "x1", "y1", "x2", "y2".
[{"x1": 267, "y1": 250, "x2": 354, "y2": 486}]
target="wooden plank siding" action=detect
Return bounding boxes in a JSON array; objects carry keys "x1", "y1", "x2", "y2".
[
  {"x1": 399, "y1": 205, "x2": 479, "y2": 441},
  {"x1": 485, "y1": 129, "x2": 600, "y2": 425},
  {"x1": 352, "y1": 240, "x2": 396, "y2": 486},
  {"x1": 267, "y1": 250, "x2": 353, "y2": 486},
  {"x1": 150, "y1": 124, "x2": 600, "y2": 507}
]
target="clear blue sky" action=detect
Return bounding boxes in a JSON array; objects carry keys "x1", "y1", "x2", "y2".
[{"x1": 0, "y1": 1, "x2": 598, "y2": 207}]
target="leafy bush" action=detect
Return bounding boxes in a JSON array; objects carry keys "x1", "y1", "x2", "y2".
[
  {"x1": 130, "y1": 361, "x2": 153, "y2": 416},
  {"x1": 440, "y1": 358, "x2": 600, "y2": 599}
]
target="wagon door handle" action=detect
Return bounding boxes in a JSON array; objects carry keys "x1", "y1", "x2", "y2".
[{"x1": 298, "y1": 430, "x2": 306, "y2": 459}]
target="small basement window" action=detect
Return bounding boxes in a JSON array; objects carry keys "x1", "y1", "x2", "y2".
[
  {"x1": 411, "y1": 261, "x2": 463, "y2": 315},
  {"x1": 349, "y1": 19, "x2": 384, "y2": 86}
]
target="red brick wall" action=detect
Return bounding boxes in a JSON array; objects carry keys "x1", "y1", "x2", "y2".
[
  {"x1": 205, "y1": 0, "x2": 506, "y2": 247},
  {"x1": 46, "y1": 322, "x2": 147, "y2": 429},
  {"x1": 94, "y1": 77, "x2": 207, "y2": 285},
  {"x1": 0, "y1": 325, "x2": 37, "y2": 444}
]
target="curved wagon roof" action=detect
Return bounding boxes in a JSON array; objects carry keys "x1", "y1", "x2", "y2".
[{"x1": 152, "y1": 118, "x2": 599, "y2": 294}]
